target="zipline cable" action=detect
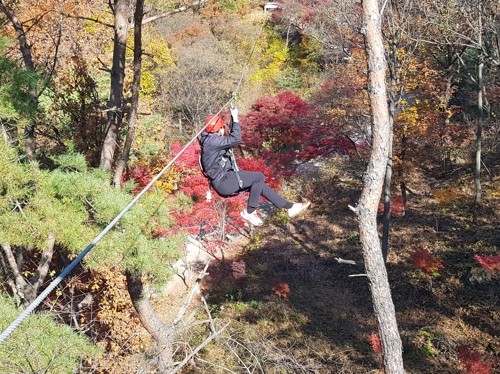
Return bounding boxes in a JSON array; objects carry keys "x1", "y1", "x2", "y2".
[
  {"x1": 0, "y1": 102, "x2": 231, "y2": 345},
  {"x1": 1, "y1": 11, "x2": 269, "y2": 345}
]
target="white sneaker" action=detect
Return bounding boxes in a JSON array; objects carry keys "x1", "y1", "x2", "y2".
[
  {"x1": 240, "y1": 209, "x2": 264, "y2": 226},
  {"x1": 288, "y1": 201, "x2": 311, "y2": 218}
]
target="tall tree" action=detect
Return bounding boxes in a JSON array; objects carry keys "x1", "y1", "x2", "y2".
[
  {"x1": 112, "y1": 0, "x2": 181, "y2": 368},
  {"x1": 410, "y1": 0, "x2": 500, "y2": 203},
  {"x1": 474, "y1": 0, "x2": 485, "y2": 203},
  {"x1": 100, "y1": 0, "x2": 215, "y2": 171},
  {"x1": 356, "y1": 0, "x2": 405, "y2": 372},
  {"x1": 99, "y1": 0, "x2": 133, "y2": 171},
  {"x1": 113, "y1": 0, "x2": 143, "y2": 187}
]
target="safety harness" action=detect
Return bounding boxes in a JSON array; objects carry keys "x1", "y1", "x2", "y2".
[{"x1": 198, "y1": 131, "x2": 243, "y2": 202}]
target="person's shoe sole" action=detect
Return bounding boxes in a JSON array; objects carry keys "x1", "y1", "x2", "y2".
[
  {"x1": 240, "y1": 211, "x2": 263, "y2": 226},
  {"x1": 289, "y1": 201, "x2": 311, "y2": 218}
]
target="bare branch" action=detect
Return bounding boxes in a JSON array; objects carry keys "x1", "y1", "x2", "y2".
[
  {"x1": 57, "y1": 11, "x2": 114, "y2": 28},
  {"x1": 173, "y1": 260, "x2": 211, "y2": 325},
  {"x1": 169, "y1": 322, "x2": 230, "y2": 374},
  {"x1": 335, "y1": 257, "x2": 357, "y2": 265},
  {"x1": 348, "y1": 204, "x2": 359, "y2": 214},
  {"x1": 1, "y1": 243, "x2": 29, "y2": 291},
  {"x1": 142, "y1": 0, "x2": 213, "y2": 26}
]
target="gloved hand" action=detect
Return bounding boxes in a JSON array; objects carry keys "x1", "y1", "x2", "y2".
[{"x1": 230, "y1": 107, "x2": 239, "y2": 123}]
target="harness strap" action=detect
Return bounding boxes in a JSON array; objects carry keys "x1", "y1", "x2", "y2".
[{"x1": 228, "y1": 148, "x2": 244, "y2": 189}]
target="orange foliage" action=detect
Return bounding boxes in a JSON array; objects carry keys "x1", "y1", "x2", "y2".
[
  {"x1": 433, "y1": 187, "x2": 465, "y2": 204},
  {"x1": 78, "y1": 268, "x2": 150, "y2": 372},
  {"x1": 367, "y1": 332, "x2": 383, "y2": 371},
  {"x1": 170, "y1": 22, "x2": 207, "y2": 42},
  {"x1": 315, "y1": 47, "x2": 369, "y2": 128},
  {"x1": 4, "y1": 0, "x2": 109, "y2": 70},
  {"x1": 410, "y1": 248, "x2": 444, "y2": 273},
  {"x1": 272, "y1": 282, "x2": 290, "y2": 301}
]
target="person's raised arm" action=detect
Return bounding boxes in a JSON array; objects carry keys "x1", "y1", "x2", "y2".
[{"x1": 207, "y1": 107, "x2": 241, "y2": 151}]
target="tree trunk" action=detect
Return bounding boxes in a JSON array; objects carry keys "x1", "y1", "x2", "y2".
[
  {"x1": 113, "y1": 0, "x2": 144, "y2": 187},
  {"x1": 1, "y1": 243, "x2": 31, "y2": 301},
  {"x1": 382, "y1": 23, "x2": 398, "y2": 263},
  {"x1": 382, "y1": 122, "x2": 394, "y2": 263},
  {"x1": 0, "y1": 0, "x2": 37, "y2": 161},
  {"x1": 28, "y1": 233, "x2": 56, "y2": 300},
  {"x1": 100, "y1": 0, "x2": 131, "y2": 172},
  {"x1": 1, "y1": 233, "x2": 56, "y2": 306},
  {"x1": 475, "y1": 7, "x2": 483, "y2": 204},
  {"x1": 360, "y1": 1, "x2": 405, "y2": 373},
  {"x1": 125, "y1": 270, "x2": 175, "y2": 372}
]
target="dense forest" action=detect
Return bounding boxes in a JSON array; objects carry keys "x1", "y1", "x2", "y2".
[{"x1": 0, "y1": 0, "x2": 498, "y2": 373}]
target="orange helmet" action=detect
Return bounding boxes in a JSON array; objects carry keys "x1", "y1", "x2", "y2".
[{"x1": 204, "y1": 115, "x2": 225, "y2": 133}]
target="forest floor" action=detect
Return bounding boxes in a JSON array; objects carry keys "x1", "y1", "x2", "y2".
[{"x1": 174, "y1": 156, "x2": 500, "y2": 373}]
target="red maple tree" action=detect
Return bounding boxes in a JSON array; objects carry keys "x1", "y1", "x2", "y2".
[{"x1": 241, "y1": 90, "x2": 353, "y2": 176}]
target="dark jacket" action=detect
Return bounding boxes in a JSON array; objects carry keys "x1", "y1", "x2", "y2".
[{"x1": 200, "y1": 121, "x2": 241, "y2": 185}]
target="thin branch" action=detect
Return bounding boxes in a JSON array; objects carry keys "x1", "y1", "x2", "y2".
[
  {"x1": 348, "y1": 204, "x2": 359, "y2": 214},
  {"x1": 37, "y1": 14, "x2": 63, "y2": 99},
  {"x1": 1, "y1": 243, "x2": 29, "y2": 290},
  {"x1": 201, "y1": 295, "x2": 216, "y2": 334},
  {"x1": 58, "y1": 11, "x2": 114, "y2": 28},
  {"x1": 142, "y1": 0, "x2": 212, "y2": 25},
  {"x1": 195, "y1": 357, "x2": 238, "y2": 373},
  {"x1": 169, "y1": 322, "x2": 230, "y2": 374},
  {"x1": 481, "y1": 159, "x2": 492, "y2": 180},
  {"x1": 380, "y1": 0, "x2": 389, "y2": 17},
  {"x1": 30, "y1": 232, "x2": 56, "y2": 289},
  {"x1": 173, "y1": 260, "x2": 211, "y2": 325},
  {"x1": 335, "y1": 257, "x2": 357, "y2": 265}
]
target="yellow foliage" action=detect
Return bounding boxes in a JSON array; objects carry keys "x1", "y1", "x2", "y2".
[
  {"x1": 397, "y1": 105, "x2": 419, "y2": 132},
  {"x1": 84, "y1": 11, "x2": 113, "y2": 35},
  {"x1": 150, "y1": 163, "x2": 180, "y2": 194},
  {"x1": 140, "y1": 34, "x2": 174, "y2": 98},
  {"x1": 145, "y1": 36, "x2": 175, "y2": 69},
  {"x1": 433, "y1": 187, "x2": 464, "y2": 204},
  {"x1": 124, "y1": 32, "x2": 174, "y2": 99},
  {"x1": 250, "y1": 32, "x2": 288, "y2": 91}
]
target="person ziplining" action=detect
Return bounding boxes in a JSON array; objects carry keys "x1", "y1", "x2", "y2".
[
  {"x1": 0, "y1": 12, "x2": 295, "y2": 344},
  {"x1": 199, "y1": 105, "x2": 310, "y2": 226}
]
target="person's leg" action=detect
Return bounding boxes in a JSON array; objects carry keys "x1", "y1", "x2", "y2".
[
  {"x1": 237, "y1": 171, "x2": 264, "y2": 213},
  {"x1": 214, "y1": 170, "x2": 296, "y2": 213},
  {"x1": 213, "y1": 171, "x2": 241, "y2": 197},
  {"x1": 238, "y1": 171, "x2": 293, "y2": 211},
  {"x1": 214, "y1": 170, "x2": 264, "y2": 226},
  {"x1": 261, "y1": 184, "x2": 293, "y2": 209}
]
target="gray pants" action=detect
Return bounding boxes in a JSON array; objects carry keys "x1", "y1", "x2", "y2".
[{"x1": 213, "y1": 170, "x2": 292, "y2": 213}]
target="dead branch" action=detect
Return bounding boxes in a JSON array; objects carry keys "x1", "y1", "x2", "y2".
[
  {"x1": 169, "y1": 322, "x2": 230, "y2": 374},
  {"x1": 173, "y1": 260, "x2": 211, "y2": 325},
  {"x1": 142, "y1": 0, "x2": 213, "y2": 26},
  {"x1": 335, "y1": 257, "x2": 357, "y2": 265}
]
